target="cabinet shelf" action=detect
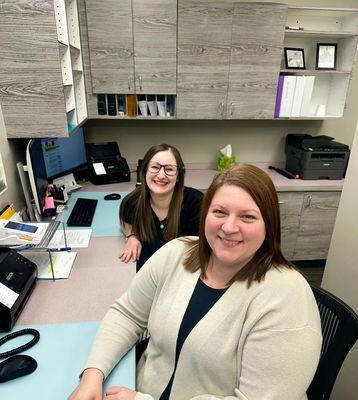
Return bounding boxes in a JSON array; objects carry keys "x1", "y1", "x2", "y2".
[
  {"x1": 285, "y1": 30, "x2": 358, "y2": 38},
  {"x1": 280, "y1": 69, "x2": 351, "y2": 75}
]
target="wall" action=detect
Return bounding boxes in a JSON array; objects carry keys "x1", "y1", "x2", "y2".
[
  {"x1": 83, "y1": 0, "x2": 358, "y2": 164},
  {"x1": 321, "y1": 121, "x2": 358, "y2": 400},
  {"x1": 0, "y1": 108, "x2": 27, "y2": 212}
]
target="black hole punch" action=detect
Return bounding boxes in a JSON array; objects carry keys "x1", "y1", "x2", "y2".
[{"x1": 0, "y1": 329, "x2": 40, "y2": 359}]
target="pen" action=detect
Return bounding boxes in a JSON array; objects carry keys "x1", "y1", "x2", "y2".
[{"x1": 47, "y1": 247, "x2": 72, "y2": 252}]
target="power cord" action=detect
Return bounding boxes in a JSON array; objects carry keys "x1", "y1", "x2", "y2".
[{"x1": 0, "y1": 329, "x2": 40, "y2": 359}]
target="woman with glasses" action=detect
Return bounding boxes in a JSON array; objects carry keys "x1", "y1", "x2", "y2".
[{"x1": 119, "y1": 143, "x2": 203, "y2": 270}]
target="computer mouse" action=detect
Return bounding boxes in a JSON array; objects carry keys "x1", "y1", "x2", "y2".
[
  {"x1": 0, "y1": 355, "x2": 37, "y2": 383},
  {"x1": 104, "y1": 193, "x2": 121, "y2": 201}
]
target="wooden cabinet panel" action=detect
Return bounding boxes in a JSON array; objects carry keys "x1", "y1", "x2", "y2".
[
  {"x1": 0, "y1": 0, "x2": 67, "y2": 138},
  {"x1": 293, "y1": 192, "x2": 341, "y2": 260},
  {"x1": 227, "y1": 3, "x2": 287, "y2": 119},
  {"x1": 132, "y1": 0, "x2": 177, "y2": 94},
  {"x1": 85, "y1": 0, "x2": 134, "y2": 93},
  {"x1": 177, "y1": 1, "x2": 233, "y2": 119},
  {"x1": 278, "y1": 192, "x2": 304, "y2": 259}
]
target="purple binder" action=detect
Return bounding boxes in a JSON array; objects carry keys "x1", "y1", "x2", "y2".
[{"x1": 274, "y1": 75, "x2": 285, "y2": 118}]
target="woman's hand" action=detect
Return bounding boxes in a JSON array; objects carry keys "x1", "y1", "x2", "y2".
[
  {"x1": 104, "y1": 386, "x2": 136, "y2": 400},
  {"x1": 67, "y1": 368, "x2": 104, "y2": 400},
  {"x1": 119, "y1": 236, "x2": 142, "y2": 263}
]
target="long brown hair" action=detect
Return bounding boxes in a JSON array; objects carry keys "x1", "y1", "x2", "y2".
[
  {"x1": 120, "y1": 144, "x2": 185, "y2": 242},
  {"x1": 183, "y1": 163, "x2": 294, "y2": 286}
]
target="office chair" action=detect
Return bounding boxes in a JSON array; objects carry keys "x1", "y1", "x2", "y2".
[{"x1": 307, "y1": 284, "x2": 358, "y2": 400}]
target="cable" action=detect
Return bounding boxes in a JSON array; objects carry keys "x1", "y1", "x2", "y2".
[{"x1": 0, "y1": 329, "x2": 40, "y2": 359}]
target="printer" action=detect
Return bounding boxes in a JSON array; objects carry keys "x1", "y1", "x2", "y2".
[
  {"x1": 0, "y1": 248, "x2": 37, "y2": 331},
  {"x1": 86, "y1": 142, "x2": 131, "y2": 185},
  {"x1": 285, "y1": 134, "x2": 350, "y2": 180}
]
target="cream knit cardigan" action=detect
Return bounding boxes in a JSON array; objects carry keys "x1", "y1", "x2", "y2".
[{"x1": 86, "y1": 238, "x2": 322, "y2": 400}]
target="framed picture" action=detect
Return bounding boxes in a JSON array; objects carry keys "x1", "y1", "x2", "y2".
[
  {"x1": 316, "y1": 43, "x2": 337, "y2": 70},
  {"x1": 284, "y1": 47, "x2": 305, "y2": 69}
]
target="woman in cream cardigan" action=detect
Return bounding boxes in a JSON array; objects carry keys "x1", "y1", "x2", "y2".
[{"x1": 69, "y1": 163, "x2": 322, "y2": 400}]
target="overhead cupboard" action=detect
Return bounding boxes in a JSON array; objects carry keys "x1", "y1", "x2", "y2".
[
  {"x1": 83, "y1": 2, "x2": 358, "y2": 121},
  {"x1": 0, "y1": 2, "x2": 357, "y2": 137},
  {"x1": 0, "y1": 0, "x2": 87, "y2": 138}
]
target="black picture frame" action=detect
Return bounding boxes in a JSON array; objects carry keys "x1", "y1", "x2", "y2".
[
  {"x1": 316, "y1": 43, "x2": 337, "y2": 70},
  {"x1": 284, "y1": 47, "x2": 306, "y2": 70}
]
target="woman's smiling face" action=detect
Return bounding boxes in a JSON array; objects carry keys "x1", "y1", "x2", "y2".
[
  {"x1": 204, "y1": 184, "x2": 266, "y2": 272},
  {"x1": 145, "y1": 150, "x2": 178, "y2": 196}
]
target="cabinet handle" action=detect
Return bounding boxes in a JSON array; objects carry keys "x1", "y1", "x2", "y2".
[
  {"x1": 279, "y1": 201, "x2": 285, "y2": 204},
  {"x1": 304, "y1": 195, "x2": 312, "y2": 208},
  {"x1": 230, "y1": 102, "x2": 234, "y2": 117},
  {"x1": 217, "y1": 102, "x2": 224, "y2": 118},
  {"x1": 138, "y1": 75, "x2": 143, "y2": 91}
]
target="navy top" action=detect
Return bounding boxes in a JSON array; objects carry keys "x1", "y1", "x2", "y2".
[
  {"x1": 122, "y1": 187, "x2": 203, "y2": 270},
  {"x1": 159, "y1": 278, "x2": 228, "y2": 400}
]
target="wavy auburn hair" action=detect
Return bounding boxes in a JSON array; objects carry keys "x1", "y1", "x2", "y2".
[
  {"x1": 183, "y1": 163, "x2": 294, "y2": 286},
  {"x1": 120, "y1": 144, "x2": 185, "y2": 242}
]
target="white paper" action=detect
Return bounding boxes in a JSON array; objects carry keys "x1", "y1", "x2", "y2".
[
  {"x1": 48, "y1": 229, "x2": 92, "y2": 248},
  {"x1": 53, "y1": 172, "x2": 77, "y2": 188},
  {"x1": 93, "y1": 162, "x2": 106, "y2": 175},
  {"x1": 0, "y1": 281, "x2": 19, "y2": 308},
  {"x1": 24, "y1": 251, "x2": 77, "y2": 279}
]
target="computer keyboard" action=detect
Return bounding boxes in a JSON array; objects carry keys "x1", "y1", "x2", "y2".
[{"x1": 66, "y1": 198, "x2": 98, "y2": 227}]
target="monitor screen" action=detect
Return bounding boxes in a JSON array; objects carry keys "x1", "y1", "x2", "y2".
[
  {"x1": 41, "y1": 128, "x2": 87, "y2": 179},
  {"x1": 26, "y1": 128, "x2": 87, "y2": 216}
]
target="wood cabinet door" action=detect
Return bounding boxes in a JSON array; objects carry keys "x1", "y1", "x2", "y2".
[
  {"x1": 132, "y1": 0, "x2": 177, "y2": 94},
  {"x1": 176, "y1": 1, "x2": 233, "y2": 119},
  {"x1": 85, "y1": 0, "x2": 134, "y2": 93},
  {"x1": 278, "y1": 192, "x2": 304, "y2": 260},
  {"x1": 293, "y1": 192, "x2": 341, "y2": 260},
  {"x1": 226, "y1": 3, "x2": 287, "y2": 119},
  {"x1": 0, "y1": 0, "x2": 68, "y2": 138}
]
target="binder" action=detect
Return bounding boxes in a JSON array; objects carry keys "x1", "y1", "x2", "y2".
[
  {"x1": 291, "y1": 76, "x2": 306, "y2": 117},
  {"x1": 300, "y1": 76, "x2": 315, "y2": 117},
  {"x1": 279, "y1": 76, "x2": 297, "y2": 117},
  {"x1": 274, "y1": 75, "x2": 285, "y2": 118}
]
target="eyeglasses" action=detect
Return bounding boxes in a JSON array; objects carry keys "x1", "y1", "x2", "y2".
[{"x1": 148, "y1": 162, "x2": 179, "y2": 177}]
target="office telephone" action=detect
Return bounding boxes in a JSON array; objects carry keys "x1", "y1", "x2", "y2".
[{"x1": 86, "y1": 142, "x2": 131, "y2": 185}]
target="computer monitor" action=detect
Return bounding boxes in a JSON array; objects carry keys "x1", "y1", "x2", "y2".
[{"x1": 26, "y1": 128, "x2": 87, "y2": 216}]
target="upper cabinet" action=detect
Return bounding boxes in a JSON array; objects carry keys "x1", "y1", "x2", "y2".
[
  {"x1": 176, "y1": 2, "x2": 287, "y2": 119},
  {"x1": 276, "y1": 7, "x2": 358, "y2": 119},
  {"x1": 176, "y1": 1, "x2": 233, "y2": 119},
  {"x1": 85, "y1": 0, "x2": 177, "y2": 95},
  {"x1": 0, "y1": 0, "x2": 87, "y2": 138},
  {"x1": 227, "y1": 3, "x2": 287, "y2": 119},
  {"x1": 85, "y1": 0, "x2": 134, "y2": 93}
]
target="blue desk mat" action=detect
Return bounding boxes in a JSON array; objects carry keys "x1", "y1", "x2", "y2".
[
  {"x1": 59, "y1": 191, "x2": 128, "y2": 237},
  {"x1": 0, "y1": 322, "x2": 135, "y2": 400}
]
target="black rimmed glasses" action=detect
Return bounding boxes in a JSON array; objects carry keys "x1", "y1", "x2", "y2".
[{"x1": 148, "y1": 162, "x2": 178, "y2": 177}]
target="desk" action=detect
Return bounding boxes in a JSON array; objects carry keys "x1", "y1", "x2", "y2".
[{"x1": 0, "y1": 192, "x2": 136, "y2": 399}]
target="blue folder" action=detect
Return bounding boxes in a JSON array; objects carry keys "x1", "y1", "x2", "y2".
[
  {"x1": 59, "y1": 191, "x2": 128, "y2": 237},
  {"x1": 0, "y1": 322, "x2": 135, "y2": 400}
]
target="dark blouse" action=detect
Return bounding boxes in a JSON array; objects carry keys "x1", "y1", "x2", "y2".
[
  {"x1": 159, "y1": 278, "x2": 228, "y2": 400},
  {"x1": 122, "y1": 186, "x2": 203, "y2": 270}
]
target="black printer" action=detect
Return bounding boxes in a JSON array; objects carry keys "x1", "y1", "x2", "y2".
[
  {"x1": 86, "y1": 142, "x2": 130, "y2": 185},
  {"x1": 285, "y1": 134, "x2": 350, "y2": 180}
]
